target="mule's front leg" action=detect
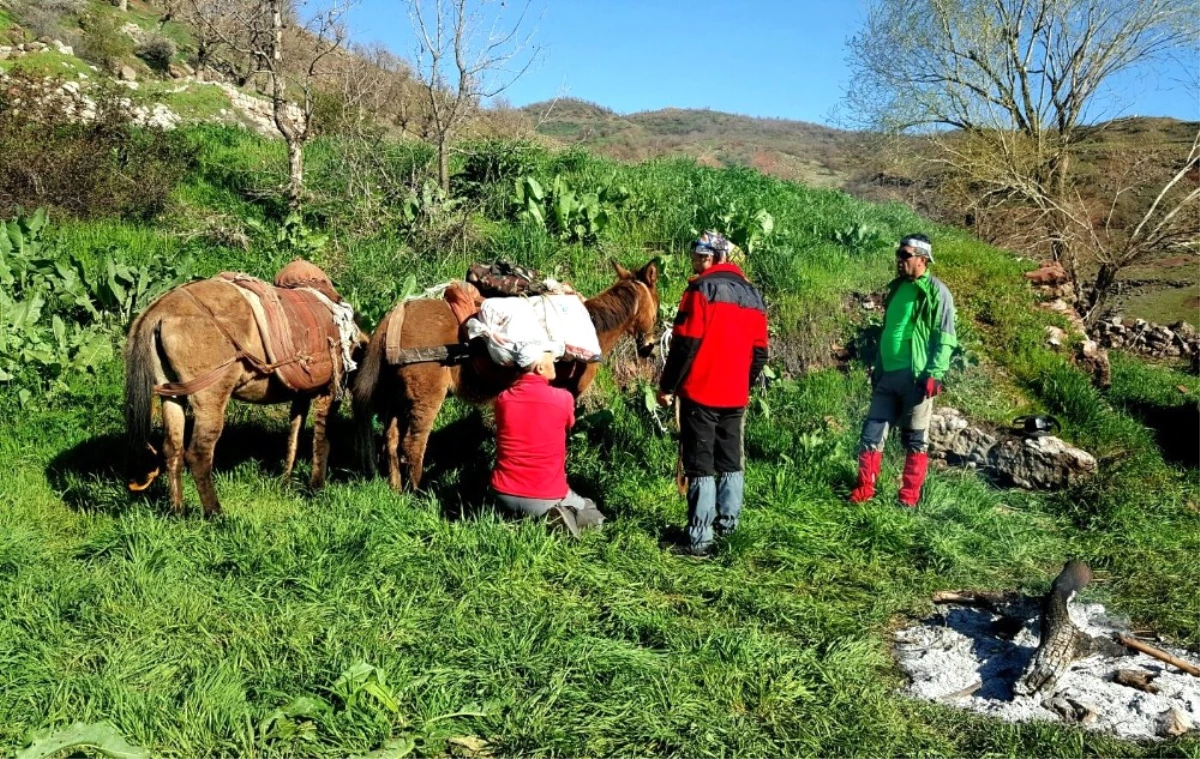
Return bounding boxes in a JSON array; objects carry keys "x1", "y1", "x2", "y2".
[
  {"x1": 309, "y1": 392, "x2": 338, "y2": 490},
  {"x1": 283, "y1": 396, "x2": 311, "y2": 481}
]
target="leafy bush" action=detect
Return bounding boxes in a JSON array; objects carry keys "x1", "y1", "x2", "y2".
[
  {"x1": 691, "y1": 193, "x2": 776, "y2": 255},
  {"x1": 77, "y1": 9, "x2": 132, "y2": 70},
  {"x1": 0, "y1": 71, "x2": 194, "y2": 220},
  {"x1": 511, "y1": 174, "x2": 625, "y2": 244},
  {"x1": 0, "y1": 209, "x2": 192, "y2": 401},
  {"x1": 134, "y1": 34, "x2": 177, "y2": 73}
]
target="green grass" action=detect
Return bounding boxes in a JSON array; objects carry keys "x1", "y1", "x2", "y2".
[
  {"x1": 1, "y1": 125, "x2": 1197, "y2": 757},
  {"x1": 0, "y1": 49, "x2": 92, "y2": 78}
]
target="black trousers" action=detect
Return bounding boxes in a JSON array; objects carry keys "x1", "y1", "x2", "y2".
[{"x1": 679, "y1": 398, "x2": 746, "y2": 477}]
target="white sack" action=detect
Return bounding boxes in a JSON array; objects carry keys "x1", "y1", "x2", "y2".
[{"x1": 465, "y1": 295, "x2": 601, "y2": 368}]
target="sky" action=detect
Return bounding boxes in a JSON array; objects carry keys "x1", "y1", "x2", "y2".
[{"x1": 342, "y1": 0, "x2": 1200, "y2": 126}]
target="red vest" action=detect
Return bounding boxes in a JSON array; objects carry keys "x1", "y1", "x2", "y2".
[{"x1": 491, "y1": 374, "x2": 575, "y2": 499}]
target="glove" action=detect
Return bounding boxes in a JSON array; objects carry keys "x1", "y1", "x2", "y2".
[{"x1": 919, "y1": 375, "x2": 944, "y2": 399}]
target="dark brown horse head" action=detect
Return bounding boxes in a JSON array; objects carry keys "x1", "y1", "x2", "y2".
[{"x1": 611, "y1": 259, "x2": 661, "y2": 358}]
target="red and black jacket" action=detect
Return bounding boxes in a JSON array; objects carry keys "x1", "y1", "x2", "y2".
[{"x1": 659, "y1": 262, "x2": 769, "y2": 408}]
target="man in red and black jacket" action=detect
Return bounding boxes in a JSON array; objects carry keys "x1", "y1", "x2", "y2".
[{"x1": 657, "y1": 231, "x2": 769, "y2": 556}]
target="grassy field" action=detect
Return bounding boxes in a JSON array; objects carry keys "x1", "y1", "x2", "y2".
[{"x1": 1, "y1": 126, "x2": 1198, "y2": 757}]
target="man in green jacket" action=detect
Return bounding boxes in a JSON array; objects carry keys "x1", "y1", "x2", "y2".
[{"x1": 849, "y1": 234, "x2": 957, "y2": 508}]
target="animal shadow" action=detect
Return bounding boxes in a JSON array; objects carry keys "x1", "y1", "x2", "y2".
[
  {"x1": 46, "y1": 415, "x2": 361, "y2": 515},
  {"x1": 938, "y1": 606, "x2": 1038, "y2": 701}
]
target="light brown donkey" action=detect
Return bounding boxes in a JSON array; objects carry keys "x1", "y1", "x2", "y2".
[
  {"x1": 353, "y1": 260, "x2": 661, "y2": 491},
  {"x1": 124, "y1": 273, "x2": 364, "y2": 517}
]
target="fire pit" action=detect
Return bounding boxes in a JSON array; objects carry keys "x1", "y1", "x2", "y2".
[{"x1": 893, "y1": 563, "x2": 1200, "y2": 740}]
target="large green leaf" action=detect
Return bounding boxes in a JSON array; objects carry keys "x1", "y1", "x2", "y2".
[
  {"x1": 16, "y1": 722, "x2": 149, "y2": 759},
  {"x1": 73, "y1": 332, "x2": 114, "y2": 371}
]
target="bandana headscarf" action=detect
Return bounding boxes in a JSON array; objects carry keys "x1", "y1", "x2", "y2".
[
  {"x1": 692, "y1": 230, "x2": 743, "y2": 264},
  {"x1": 899, "y1": 236, "x2": 934, "y2": 263}
]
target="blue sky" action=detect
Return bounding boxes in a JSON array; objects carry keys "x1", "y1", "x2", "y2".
[{"x1": 343, "y1": 0, "x2": 1200, "y2": 125}]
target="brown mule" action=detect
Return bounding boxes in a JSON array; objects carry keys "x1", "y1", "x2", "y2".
[
  {"x1": 353, "y1": 260, "x2": 661, "y2": 491},
  {"x1": 124, "y1": 278, "x2": 364, "y2": 517}
]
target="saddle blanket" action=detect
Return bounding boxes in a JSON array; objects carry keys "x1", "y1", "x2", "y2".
[
  {"x1": 217, "y1": 273, "x2": 358, "y2": 393},
  {"x1": 464, "y1": 294, "x2": 602, "y2": 368}
]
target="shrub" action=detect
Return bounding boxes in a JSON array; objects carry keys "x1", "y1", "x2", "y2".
[
  {"x1": 0, "y1": 71, "x2": 195, "y2": 220},
  {"x1": 134, "y1": 34, "x2": 176, "y2": 73},
  {"x1": 77, "y1": 10, "x2": 131, "y2": 70},
  {"x1": 9, "y1": 0, "x2": 85, "y2": 41}
]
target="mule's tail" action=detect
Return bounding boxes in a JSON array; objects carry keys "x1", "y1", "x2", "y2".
[
  {"x1": 125, "y1": 309, "x2": 163, "y2": 491},
  {"x1": 352, "y1": 306, "x2": 395, "y2": 475}
]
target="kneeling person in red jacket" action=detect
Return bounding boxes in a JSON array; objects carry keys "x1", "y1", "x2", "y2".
[
  {"x1": 492, "y1": 351, "x2": 605, "y2": 536},
  {"x1": 657, "y1": 232, "x2": 769, "y2": 556}
]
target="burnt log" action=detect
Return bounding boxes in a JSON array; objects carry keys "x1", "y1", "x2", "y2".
[{"x1": 1015, "y1": 560, "x2": 1094, "y2": 696}]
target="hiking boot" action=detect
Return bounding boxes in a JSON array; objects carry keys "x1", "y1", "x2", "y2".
[
  {"x1": 897, "y1": 451, "x2": 929, "y2": 508},
  {"x1": 672, "y1": 542, "x2": 715, "y2": 559},
  {"x1": 545, "y1": 504, "x2": 580, "y2": 538},
  {"x1": 849, "y1": 450, "x2": 883, "y2": 503},
  {"x1": 574, "y1": 506, "x2": 606, "y2": 531}
]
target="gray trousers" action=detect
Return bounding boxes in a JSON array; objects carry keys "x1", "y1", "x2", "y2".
[
  {"x1": 859, "y1": 368, "x2": 933, "y2": 453},
  {"x1": 494, "y1": 489, "x2": 605, "y2": 529}
]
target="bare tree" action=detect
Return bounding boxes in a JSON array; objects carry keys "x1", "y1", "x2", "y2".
[
  {"x1": 844, "y1": 0, "x2": 1197, "y2": 319},
  {"x1": 1055, "y1": 130, "x2": 1200, "y2": 321},
  {"x1": 405, "y1": 0, "x2": 541, "y2": 192},
  {"x1": 189, "y1": 0, "x2": 353, "y2": 210}
]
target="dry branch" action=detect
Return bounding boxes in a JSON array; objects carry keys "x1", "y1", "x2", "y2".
[{"x1": 1114, "y1": 634, "x2": 1200, "y2": 678}]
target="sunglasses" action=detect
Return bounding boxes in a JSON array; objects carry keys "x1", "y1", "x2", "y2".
[{"x1": 896, "y1": 248, "x2": 924, "y2": 260}]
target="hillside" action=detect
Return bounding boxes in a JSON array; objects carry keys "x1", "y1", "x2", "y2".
[{"x1": 524, "y1": 98, "x2": 857, "y2": 189}]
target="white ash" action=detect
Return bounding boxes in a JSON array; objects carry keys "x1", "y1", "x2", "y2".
[{"x1": 894, "y1": 603, "x2": 1200, "y2": 740}]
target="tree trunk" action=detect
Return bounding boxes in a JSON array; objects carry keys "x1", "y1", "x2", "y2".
[
  {"x1": 286, "y1": 137, "x2": 304, "y2": 212},
  {"x1": 116, "y1": 0, "x2": 128, "y2": 10},
  {"x1": 438, "y1": 132, "x2": 450, "y2": 194},
  {"x1": 1082, "y1": 262, "x2": 1120, "y2": 326}
]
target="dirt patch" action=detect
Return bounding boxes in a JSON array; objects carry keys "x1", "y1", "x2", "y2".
[{"x1": 894, "y1": 603, "x2": 1200, "y2": 741}]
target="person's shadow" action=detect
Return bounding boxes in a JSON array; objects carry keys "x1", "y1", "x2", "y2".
[{"x1": 420, "y1": 410, "x2": 493, "y2": 521}]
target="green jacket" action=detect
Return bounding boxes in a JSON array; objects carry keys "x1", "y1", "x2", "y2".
[{"x1": 878, "y1": 273, "x2": 957, "y2": 380}]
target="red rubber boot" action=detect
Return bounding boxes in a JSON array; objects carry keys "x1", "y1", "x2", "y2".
[
  {"x1": 898, "y1": 451, "x2": 929, "y2": 508},
  {"x1": 849, "y1": 450, "x2": 883, "y2": 503}
]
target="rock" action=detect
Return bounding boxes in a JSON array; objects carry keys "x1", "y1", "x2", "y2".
[
  {"x1": 988, "y1": 436, "x2": 1098, "y2": 490},
  {"x1": 37, "y1": 35, "x2": 52, "y2": 44},
  {"x1": 121, "y1": 22, "x2": 144, "y2": 41},
  {"x1": 168, "y1": 63, "x2": 188, "y2": 79},
  {"x1": 0, "y1": 49, "x2": 9, "y2": 62},
  {"x1": 1076, "y1": 339, "x2": 1111, "y2": 389},
  {"x1": 1173, "y1": 321, "x2": 1197, "y2": 339},
  {"x1": 1161, "y1": 707, "x2": 1193, "y2": 737},
  {"x1": 1045, "y1": 326, "x2": 1068, "y2": 348},
  {"x1": 118, "y1": 65, "x2": 138, "y2": 82},
  {"x1": 1025, "y1": 262, "x2": 1070, "y2": 286},
  {"x1": 26, "y1": 41, "x2": 44, "y2": 51},
  {"x1": 53, "y1": 41, "x2": 73, "y2": 56}
]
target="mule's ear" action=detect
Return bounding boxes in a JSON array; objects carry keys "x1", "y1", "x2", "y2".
[
  {"x1": 639, "y1": 259, "x2": 660, "y2": 288},
  {"x1": 613, "y1": 261, "x2": 633, "y2": 279}
]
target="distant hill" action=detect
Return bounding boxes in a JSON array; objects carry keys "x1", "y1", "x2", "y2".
[{"x1": 520, "y1": 99, "x2": 860, "y2": 189}]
